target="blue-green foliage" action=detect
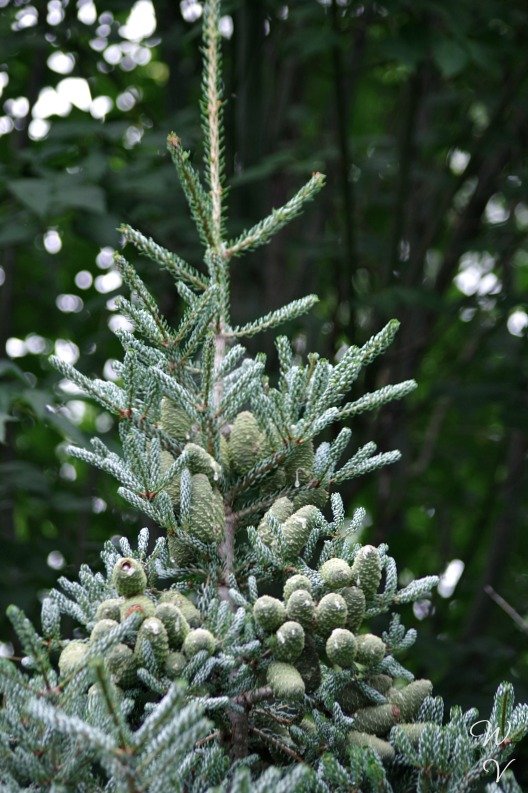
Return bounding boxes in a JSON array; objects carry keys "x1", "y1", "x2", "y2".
[
  {"x1": 2, "y1": 529, "x2": 527, "y2": 791},
  {"x1": 1, "y1": 1, "x2": 527, "y2": 791}
]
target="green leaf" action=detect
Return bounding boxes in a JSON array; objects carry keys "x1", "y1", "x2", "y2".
[
  {"x1": 55, "y1": 184, "x2": 106, "y2": 214},
  {"x1": 432, "y1": 39, "x2": 469, "y2": 78},
  {"x1": 20, "y1": 390, "x2": 87, "y2": 446},
  {"x1": 8, "y1": 177, "x2": 106, "y2": 217},
  {"x1": 0, "y1": 221, "x2": 37, "y2": 246},
  {"x1": 8, "y1": 179, "x2": 52, "y2": 218}
]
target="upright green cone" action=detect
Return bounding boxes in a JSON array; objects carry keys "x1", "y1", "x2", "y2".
[
  {"x1": 187, "y1": 473, "x2": 224, "y2": 544},
  {"x1": 112, "y1": 557, "x2": 147, "y2": 597},
  {"x1": 160, "y1": 397, "x2": 193, "y2": 442},
  {"x1": 267, "y1": 662, "x2": 305, "y2": 700},
  {"x1": 352, "y1": 545, "x2": 382, "y2": 599},
  {"x1": 228, "y1": 412, "x2": 264, "y2": 475}
]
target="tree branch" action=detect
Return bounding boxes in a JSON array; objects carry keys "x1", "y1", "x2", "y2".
[
  {"x1": 217, "y1": 506, "x2": 236, "y2": 604},
  {"x1": 202, "y1": 0, "x2": 224, "y2": 245},
  {"x1": 387, "y1": 69, "x2": 422, "y2": 280},
  {"x1": 463, "y1": 429, "x2": 527, "y2": 639},
  {"x1": 484, "y1": 586, "x2": 528, "y2": 636},
  {"x1": 248, "y1": 725, "x2": 304, "y2": 763}
]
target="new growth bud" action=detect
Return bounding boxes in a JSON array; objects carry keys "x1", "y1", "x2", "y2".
[
  {"x1": 135, "y1": 617, "x2": 169, "y2": 667},
  {"x1": 389, "y1": 679, "x2": 433, "y2": 721},
  {"x1": 187, "y1": 473, "x2": 224, "y2": 544},
  {"x1": 154, "y1": 603, "x2": 190, "y2": 648},
  {"x1": 183, "y1": 442, "x2": 222, "y2": 481},
  {"x1": 326, "y1": 628, "x2": 357, "y2": 668},
  {"x1": 229, "y1": 412, "x2": 264, "y2": 474},
  {"x1": 340, "y1": 586, "x2": 366, "y2": 632},
  {"x1": 112, "y1": 557, "x2": 147, "y2": 597},
  {"x1": 283, "y1": 573, "x2": 312, "y2": 602},
  {"x1": 282, "y1": 505, "x2": 319, "y2": 557},
  {"x1": 90, "y1": 619, "x2": 118, "y2": 643},
  {"x1": 355, "y1": 633, "x2": 386, "y2": 666},
  {"x1": 165, "y1": 651, "x2": 186, "y2": 678},
  {"x1": 348, "y1": 731, "x2": 395, "y2": 763},
  {"x1": 253, "y1": 596, "x2": 286, "y2": 632},
  {"x1": 120, "y1": 595, "x2": 155, "y2": 622},
  {"x1": 95, "y1": 598, "x2": 122, "y2": 622},
  {"x1": 352, "y1": 545, "x2": 382, "y2": 599},
  {"x1": 267, "y1": 661, "x2": 305, "y2": 700},
  {"x1": 160, "y1": 397, "x2": 192, "y2": 441},
  {"x1": 286, "y1": 589, "x2": 315, "y2": 626},
  {"x1": 320, "y1": 557, "x2": 353, "y2": 590},
  {"x1": 107, "y1": 643, "x2": 136, "y2": 687},
  {"x1": 351, "y1": 703, "x2": 400, "y2": 735},
  {"x1": 273, "y1": 620, "x2": 305, "y2": 661},
  {"x1": 393, "y1": 722, "x2": 433, "y2": 745},
  {"x1": 182, "y1": 628, "x2": 216, "y2": 658},
  {"x1": 58, "y1": 640, "x2": 88, "y2": 677},
  {"x1": 160, "y1": 591, "x2": 202, "y2": 627},
  {"x1": 316, "y1": 592, "x2": 348, "y2": 634},
  {"x1": 284, "y1": 441, "x2": 315, "y2": 486},
  {"x1": 258, "y1": 497, "x2": 294, "y2": 545}
]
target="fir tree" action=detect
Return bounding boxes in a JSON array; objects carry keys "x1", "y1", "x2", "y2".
[{"x1": 1, "y1": 2, "x2": 527, "y2": 791}]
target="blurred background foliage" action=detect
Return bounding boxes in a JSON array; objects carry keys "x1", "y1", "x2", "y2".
[{"x1": 0, "y1": 0, "x2": 527, "y2": 773}]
